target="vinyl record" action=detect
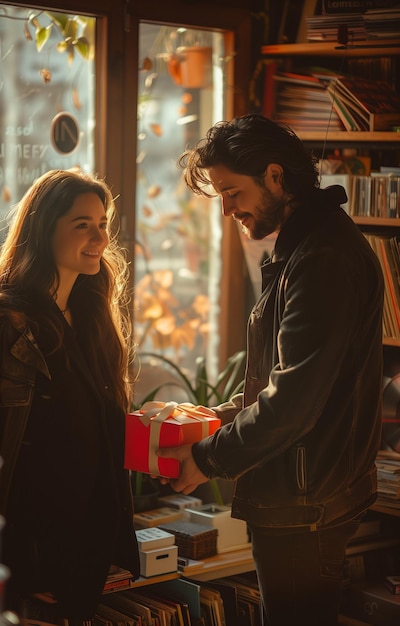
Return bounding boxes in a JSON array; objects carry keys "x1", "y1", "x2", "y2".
[{"x1": 382, "y1": 375, "x2": 400, "y2": 453}]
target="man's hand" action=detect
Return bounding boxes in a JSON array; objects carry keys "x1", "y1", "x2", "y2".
[{"x1": 156, "y1": 444, "x2": 208, "y2": 494}]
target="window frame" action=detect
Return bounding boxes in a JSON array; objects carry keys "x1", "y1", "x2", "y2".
[{"x1": 4, "y1": 0, "x2": 251, "y2": 366}]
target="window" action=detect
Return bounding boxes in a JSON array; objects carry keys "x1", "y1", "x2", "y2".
[
  {"x1": 0, "y1": 4, "x2": 96, "y2": 234},
  {"x1": 133, "y1": 23, "x2": 234, "y2": 399}
]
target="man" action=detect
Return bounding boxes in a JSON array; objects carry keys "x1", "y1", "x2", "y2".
[{"x1": 157, "y1": 115, "x2": 384, "y2": 625}]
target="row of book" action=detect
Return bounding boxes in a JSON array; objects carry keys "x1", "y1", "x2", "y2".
[
  {"x1": 320, "y1": 173, "x2": 400, "y2": 219},
  {"x1": 271, "y1": 69, "x2": 400, "y2": 132},
  {"x1": 365, "y1": 234, "x2": 400, "y2": 341},
  {"x1": 306, "y1": 6, "x2": 400, "y2": 41},
  {"x1": 97, "y1": 573, "x2": 261, "y2": 626},
  {"x1": 375, "y1": 450, "x2": 400, "y2": 510}
]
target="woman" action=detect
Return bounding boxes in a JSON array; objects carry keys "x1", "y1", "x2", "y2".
[{"x1": 0, "y1": 169, "x2": 140, "y2": 622}]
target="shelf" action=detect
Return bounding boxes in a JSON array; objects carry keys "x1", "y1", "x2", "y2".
[
  {"x1": 298, "y1": 131, "x2": 400, "y2": 143},
  {"x1": 128, "y1": 510, "x2": 400, "y2": 586},
  {"x1": 131, "y1": 571, "x2": 180, "y2": 588},
  {"x1": 262, "y1": 41, "x2": 400, "y2": 145},
  {"x1": 370, "y1": 503, "x2": 400, "y2": 517},
  {"x1": 352, "y1": 216, "x2": 400, "y2": 227},
  {"x1": 383, "y1": 337, "x2": 400, "y2": 347},
  {"x1": 180, "y1": 546, "x2": 255, "y2": 582},
  {"x1": 262, "y1": 40, "x2": 400, "y2": 58}
]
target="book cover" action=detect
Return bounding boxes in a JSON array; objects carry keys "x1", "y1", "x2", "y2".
[
  {"x1": 152, "y1": 578, "x2": 203, "y2": 621},
  {"x1": 334, "y1": 76, "x2": 400, "y2": 131}
]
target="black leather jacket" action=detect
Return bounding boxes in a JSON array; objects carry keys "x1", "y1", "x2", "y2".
[
  {"x1": 0, "y1": 309, "x2": 140, "y2": 611},
  {"x1": 193, "y1": 186, "x2": 384, "y2": 530}
]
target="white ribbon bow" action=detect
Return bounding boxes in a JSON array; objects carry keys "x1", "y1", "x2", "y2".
[{"x1": 139, "y1": 401, "x2": 216, "y2": 475}]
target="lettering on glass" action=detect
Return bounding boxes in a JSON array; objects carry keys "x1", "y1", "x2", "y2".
[{"x1": 51, "y1": 112, "x2": 80, "y2": 155}]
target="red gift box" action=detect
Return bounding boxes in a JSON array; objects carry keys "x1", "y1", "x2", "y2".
[{"x1": 124, "y1": 401, "x2": 220, "y2": 478}]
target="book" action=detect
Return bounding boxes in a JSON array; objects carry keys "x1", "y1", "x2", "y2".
[
  {"x1": 133, "y1": 506, "x2": 184, "y2": 529},
  {"x1": 103, "y1": 590, "x2": 153, "y2": 626},
  {"x1": 103, "y1": 565, "x2": 133, "y2": 594},
  {"x1": 332, "y1": 75, "x2": 400, "y2": 131},
  {"x1": 272, "y1": 71, "x2": 345, "y2": 132},
  {"x1": 385, "y1": 575, "x2": 400, "y2": 594},
  {"x1": 198, "y1": 580, "x2": 239, "y2": 626},
  {"x1": 95, "y1": 603, "x2": 138, "y2": 626}
]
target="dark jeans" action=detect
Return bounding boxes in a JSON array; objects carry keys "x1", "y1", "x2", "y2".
[{"x1": 250, "y1": 518, "x2": 361, "y2": 626}]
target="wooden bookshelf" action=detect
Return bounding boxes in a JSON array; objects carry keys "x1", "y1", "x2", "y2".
[
  {"x1": 131, "y1": 571, "x2": 180, "y2": 588},
  {"x1": 179, "y1": 545, "x2": 254, "y2": 582},
  {"x1": 298, "y1": 131, "x2": 400, "y2": 143},
  {"x1": 261, "y1": 41, "x2": 400, "y2": 58},
  {"x1": 352, "y1": 216, "x2": 400, "y2": 228}
]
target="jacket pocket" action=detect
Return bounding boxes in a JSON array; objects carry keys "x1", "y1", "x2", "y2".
[{"x1": 0, "y1": 374, "x2": 33, "y2": 406}]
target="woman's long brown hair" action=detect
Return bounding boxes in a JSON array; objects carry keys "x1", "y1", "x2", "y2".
[{"x1": 0, "y1": 168, "x2": 133, "y2": 412}]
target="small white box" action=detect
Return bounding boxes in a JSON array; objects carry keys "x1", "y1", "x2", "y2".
[
  {"x1": 135, "y1": 527, "x2": 175, "y2": 552},
  {"x1": 157, "y1": 494, "x2": 202, "y2": 510},
  {"x1": 188, "y1": 503, "x2": 249, "y2": 553},
  {"x1": 139, "y1": 544, "x2": 178, "y2": 577}
]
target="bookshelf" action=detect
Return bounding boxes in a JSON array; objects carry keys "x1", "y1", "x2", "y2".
[
  {"x1": 127, "y1": 542, "x2": 392, "y2": 626},
  {"x1": 261, "y1": 40, "x2": 400, "y2": 58},
  {"x1": 178, "y1": 546, "x2": 254, "y2": 582},
  {"x1": 261, "y1": 40, "x2": 400, "y2": 141},
  {"x1": 259, "y1": 34, "x2": 400, "y2": 625}
]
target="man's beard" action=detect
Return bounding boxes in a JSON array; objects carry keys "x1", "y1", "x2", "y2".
[{"x1": 248, "y1": 187, "x2": 287, "y2": 240}]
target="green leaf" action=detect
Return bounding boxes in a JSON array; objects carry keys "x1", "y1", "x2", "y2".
[
  {"x1": 210, "y1": 479, "x2": 224, "y2": 506},
  {"x1": 194, "y1": 357, "x2": 209, "y2": 405},
  {"x1": 216, "y1": 350, "x2": 246, "y2": 401},
  {"x1": 139, "y1": 352, "x2": 198, "y2": 403},
  {"x1": 64, "y1": 18, "x2": 78, "y2": 40},
  {"x1": 35, "y1": 25, "x2": 52, "y2": 52},
  {"x1": 137, "y1": 350, "x2": 245, "y2": 406},
  {"x1": 45, "y1": 12, "x2": 69, "y2": 34},
  {"x1": 74, "y1": 37, "x2": 90, "y2": 60}
]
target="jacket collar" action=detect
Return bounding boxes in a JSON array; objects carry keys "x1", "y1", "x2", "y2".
[
  {"x1": 10, "y1": 325, "x2": 51, "y2": 379},
  {"x1": 271, "y1": 185, "x2": 347, "y2": 263}
]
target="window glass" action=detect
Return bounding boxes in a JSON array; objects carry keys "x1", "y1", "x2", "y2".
[
  {"x1": 134, "y1": 24, "x2": 229, "y2": 399},
  {"x1": 0, "y1": 5, "x2": 96, "y2": 235}
]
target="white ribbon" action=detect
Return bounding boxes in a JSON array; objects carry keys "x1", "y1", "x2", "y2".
[{"x1": 139, "y1": 401, "x2": 216, "y2": 475}]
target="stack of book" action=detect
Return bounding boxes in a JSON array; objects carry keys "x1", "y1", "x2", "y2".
[
  {"x1": 305, "y1": 13, "x2": 366, "y2": 42},
  {"x1": 305, "y1": 3, "x2": 400, "y2": 42},
  {"x1": 96, "y1": 573, "x2": 262, "y2": 626},
  {"x1": 364, "y1": 234, "x2": 400, "y2": 340},
  {"x1": 364, "y1": 7, "x2": 400, "y2": 39},
  {"x1": 272, "y1": 71, "x2": 345, "y2": 132},
  {"x1": 272, "y1": 70, "x2": 400, "y2": 132},
  {"x1": 349, "y1": 173, "x2": 400, "y2": 218},
  {"x1": 375, "y1": 450, "x2": 400, "y2": 510},
  {"x1": 325, "y1": 74, "x2": 400, "y2": 131}
]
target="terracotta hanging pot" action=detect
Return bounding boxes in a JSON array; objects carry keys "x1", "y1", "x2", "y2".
[{"x1": 168, "y1": 46, "x2": 212, "y2": 89}]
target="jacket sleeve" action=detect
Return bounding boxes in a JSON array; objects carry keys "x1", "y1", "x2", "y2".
[
  {"x1": 193, "y1": 243, "x2": 383, "y2": 480},
  {"x1": 212, "y1": 392, "x2": 243, "y2": 425}
]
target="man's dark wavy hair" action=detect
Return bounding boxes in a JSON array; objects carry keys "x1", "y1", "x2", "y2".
[{"x1": 178, "y1": 114, "x2": 319, "y2": 200}]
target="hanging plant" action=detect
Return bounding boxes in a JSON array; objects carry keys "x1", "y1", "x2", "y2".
[{"x1": 25, "y1": 11, "x2": 94, "y2": 63}]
